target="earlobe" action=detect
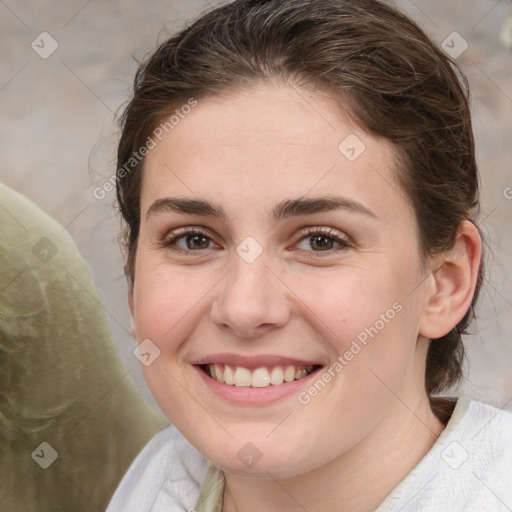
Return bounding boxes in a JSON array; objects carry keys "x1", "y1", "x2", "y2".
[{"x1": 419, "y1": 220, "x2": 482, "y2": 339}]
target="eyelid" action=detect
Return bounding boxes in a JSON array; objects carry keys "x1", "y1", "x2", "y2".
[
  {"x1": 293, "y1": 225, "x2": 353, "y2": 246},
  {"x1": 159, "y1": 225, "x2": 221, "y2": 250},
  {"x1": 159, "y1": 224, "x2": 352, "y2": 255},
  {"x1": 285, "y1": 226, "x2": 353, "y2": 259}
]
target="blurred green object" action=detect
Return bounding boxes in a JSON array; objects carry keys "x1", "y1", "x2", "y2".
[{"x1": 0, "y1": 183, "x2": 169, "y2": 511}]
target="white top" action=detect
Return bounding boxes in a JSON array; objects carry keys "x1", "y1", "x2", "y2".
[{"x1": 106, "y1": 396, "x2": 512, "y2": 511}]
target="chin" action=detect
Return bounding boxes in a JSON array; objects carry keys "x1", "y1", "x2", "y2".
[{"x1": 197, "y1": 433, "x2": 319, "y2": 479}]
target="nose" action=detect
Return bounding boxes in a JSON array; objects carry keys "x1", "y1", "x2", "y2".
[{"x1": 211, "y1": 250, "x2": 290, "y2": 339}]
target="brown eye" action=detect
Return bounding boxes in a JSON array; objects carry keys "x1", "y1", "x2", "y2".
[
  {"x1": 294, "y1": 227, "x2": 352, "y2": 255},
  {"x1": 162, "y1": 228, "x2": 218, "y2": 253},
  {"x1": 184, "y1": 233, "x2": 210, "y2": 250},
  {"x1": 309, "y1": 234, "x2": 335, "y2": 251}
]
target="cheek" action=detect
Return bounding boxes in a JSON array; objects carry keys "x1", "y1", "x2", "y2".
[
  {"x1": 289, "y1": 267, "x2": 416, "y2": 389},
  {"x1": 132, "y1": 262, "x2": 213, "y2": 346},
  {"x1": 288, "y1": 266, "x2": 400, "y2": 343},
  {"x1": 131, "y1": 265, "x2": 208, "y2": 419}
]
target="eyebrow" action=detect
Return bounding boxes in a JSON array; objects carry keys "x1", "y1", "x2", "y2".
[{"x1": 145, "y1": 196, "x2": 377, "y2": 222}]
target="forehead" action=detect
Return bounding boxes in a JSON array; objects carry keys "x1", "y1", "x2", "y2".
[{"x1": 140, "y1": 84, "x2": 411, "y2": 224}]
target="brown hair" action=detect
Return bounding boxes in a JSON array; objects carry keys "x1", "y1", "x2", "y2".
[{"x1": 116, "y1": 0, "x2": 483, "y2": 409}]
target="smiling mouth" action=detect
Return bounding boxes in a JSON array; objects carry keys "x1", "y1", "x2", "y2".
[{"x1": 200, "y1": 363, "x2": 321, "y2": 388}]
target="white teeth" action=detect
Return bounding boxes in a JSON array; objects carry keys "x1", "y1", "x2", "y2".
[
  {"x1": 213, "y1": 364, "x2": 224, "y2": 383},
  {"x1": 207, "y1": 363, "x2": 316, "y2": 387},
  {"x1": 234, "y1": 366, "x2": 252, "y2": 387},
  {"x1": 270, "y1": 366, "x2": 284, "y2": 385},
  {"x1": 284, "y1": 365, "x2": 296, "y2": 382},
  {"x1": 295, "y1": 368, "x2": 307, "y2": 379},
  {"x1": 224, "y1": 365, "x2": 235, "y2": 385},
  {"x1": 252, "y1": 367, "x2": 271, "y2": 388}
]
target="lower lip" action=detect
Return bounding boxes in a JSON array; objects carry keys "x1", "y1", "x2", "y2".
[{"x1": 194, "y1": 365, "x2": 323, "y2": 405}]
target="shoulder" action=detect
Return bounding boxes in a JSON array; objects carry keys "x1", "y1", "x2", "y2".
[
  {"x1": 460, "y1": 397, "x2": 512, "y2": 454},
  {"x1": 379, "y1": 396, "x2": 512, "y2": 512},
  {"x1": 106, "y1": 425, "x2": 210, "y2": 512},
  {"x1": 461, "y1": 397, "x2": 512, "y2": 475},
  {"x1": 466, "y1": 396, "x2": 512, "y2": 427},
  {"x1": 437, "y1": 397, "x2": 512, "y2": 510}
]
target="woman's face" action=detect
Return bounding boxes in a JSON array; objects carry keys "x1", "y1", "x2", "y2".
[{"x1": 131, "y1": 84, "x2": 435, "y2": 477}]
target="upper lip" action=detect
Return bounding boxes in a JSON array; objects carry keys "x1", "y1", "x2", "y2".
[{"x1": 190, "y1": 353, "x2": 325, "y2": 369}]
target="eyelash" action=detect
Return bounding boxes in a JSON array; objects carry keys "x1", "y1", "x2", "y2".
[{"x1": 160, "y1": 226, "x2": 352, "y2": 257}]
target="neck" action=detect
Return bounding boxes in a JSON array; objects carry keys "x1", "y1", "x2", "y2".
[{"x1": 222, "y1": 392, "x2": 446, "y2": 512}]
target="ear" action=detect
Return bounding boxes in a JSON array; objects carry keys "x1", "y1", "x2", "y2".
[
  {"x1": 419, "y1": 220, "x2": 482, "y2": 339},
  {"x1": 128, "y1": 287, "x2": 137, "y2": 339}
]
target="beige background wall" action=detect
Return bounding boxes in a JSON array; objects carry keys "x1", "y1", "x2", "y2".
[{"x1": 1, "y1": 0, "x2": 511, "y2": 411}]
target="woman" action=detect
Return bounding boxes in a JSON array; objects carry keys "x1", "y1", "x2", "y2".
[{"x1": 107, "y1": 0, "x2": 512, "y2": 510}]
